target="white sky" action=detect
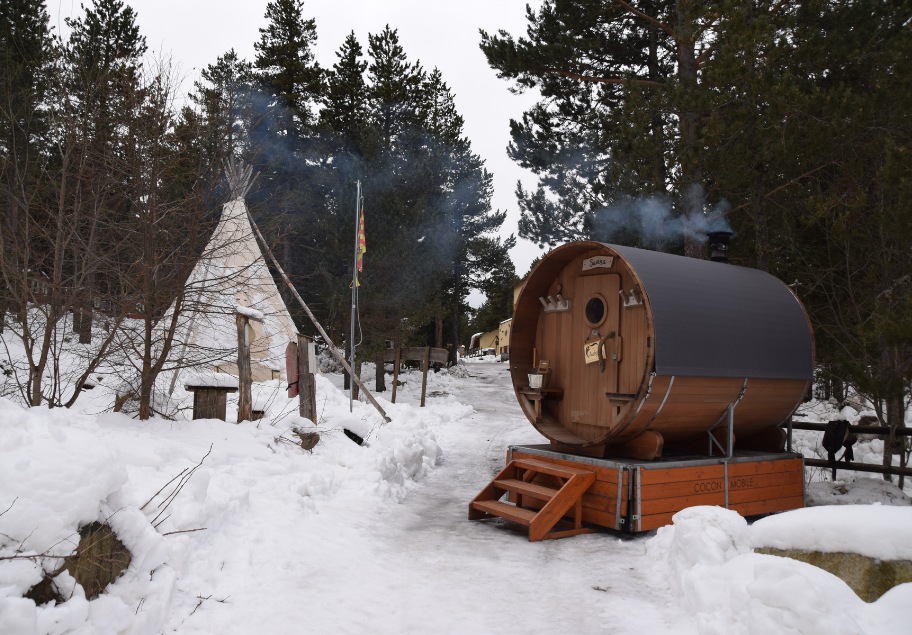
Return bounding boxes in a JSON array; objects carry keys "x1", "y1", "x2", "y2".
[{"x1": 48, "y1": 0, "x2": 549, "y2": 307}]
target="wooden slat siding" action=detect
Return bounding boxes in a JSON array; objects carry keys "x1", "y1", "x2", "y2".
[
  {"x1": 603, "y1": 274, "x2": 621, "y2": 426},
  {"x1": 639, "y1": 512, "x2": 679, "y2": 531},
  {"x1": 729, "y1": 483, "x2": 804, "y2": 505},
  {"x1": 728, "y1": 459, "x2": 802, "y2": 477},
  {"x1": 639, "y1": 464, "x2": 726, "y2": 485},
  {"x1": 639, "y1": 470, "x2": 802, "y2": 499},
  {"x1": 640, "y1": 492, "x2": 727, "y2": 515},
  {"x1": 730, "y1": 496, "x2": 804, "y2": 517}
]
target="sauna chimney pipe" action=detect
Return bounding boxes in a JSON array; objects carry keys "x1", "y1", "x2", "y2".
[{"x1": 707, "y1": 231, "x2": 732, "y2": 264}]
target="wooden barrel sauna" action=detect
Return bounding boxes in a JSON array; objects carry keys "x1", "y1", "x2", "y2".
[{"x1": 511, "y1": 242, "x2": 814, "y2": 460}]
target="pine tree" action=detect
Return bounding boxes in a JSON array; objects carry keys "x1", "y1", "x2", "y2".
[
  {"x1": 367, "y1": 25, "x2": 424, "y2": 146},
  {"x1": 64, "y1": 0, "x2": 147, "y2": 342},
  {"x1": 481, "y1": 0, "x2": 726, "y2": 257},
  {"x1": 191, "y1": 48, "x2": 254, "y2": 157},
  {"x1": 253, "y1": 0, "x2": 322, "y2": 143},
  {"x1": 321, "y1": 31, "x2": 369, "y2": 143},
  {"x1": 0, "y1": 0, "x2": 53, "y2": 332}
]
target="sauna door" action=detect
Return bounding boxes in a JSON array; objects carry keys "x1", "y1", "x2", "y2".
[{"x1": 568, "y1": 273, "x2": 620, "y2": 428}]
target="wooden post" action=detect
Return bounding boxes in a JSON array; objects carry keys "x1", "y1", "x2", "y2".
[
  {"x1": 420, "y1": 346, "x2": 430, "y2": 407},
  {"x1": 236, "y1": 313, "x2": 252, "y2": 423},
  {"x1": 297, "y1": 334, "x2": 316, "y2": 423},
  {"x1": 391, "y1": 346, "x2": 401, "y2": 404},
  {"x1": 374, "y1": 352, "x2": 386, "y2": 393}
]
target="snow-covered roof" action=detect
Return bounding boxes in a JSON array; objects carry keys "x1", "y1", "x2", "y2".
[{"x1": 184, "y1": 372, "x2": 240, "y2": 390}]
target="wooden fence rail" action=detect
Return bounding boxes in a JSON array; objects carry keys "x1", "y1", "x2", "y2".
[{"x1": 789, "y1": 419, "x2": 912, "y2": 479}]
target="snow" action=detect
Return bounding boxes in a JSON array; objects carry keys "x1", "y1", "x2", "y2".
[
  {"x1": 807, "y1": 477, "x2": 911, "y2": 507},
  {"x1": 3, "y1": 360, "x2": 912, "y2": 635},
  {"x1": 646, "y1": 506, "x2": 912, "y2": 635},
  {"x1": 183, "y1": 372, "x2": 240, "y2": 389},
  {"x1": 751, "y1": 505, "x2": 912, "y2": 561},
  {"x1": 234, "y1": 304, "x2": 264, "y2": 321}
]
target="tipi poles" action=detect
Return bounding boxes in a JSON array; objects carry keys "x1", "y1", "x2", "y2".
[
  {"x1": 350, "y1": 181, "x2": 361, "y2": 413},
  {"x1": 244, "y1": 207, "x2": 392, "y2": 424}
]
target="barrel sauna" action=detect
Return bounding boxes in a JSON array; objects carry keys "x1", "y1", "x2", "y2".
[{"x1": 511, "y1": 241, "x2": 814, "y2": 460}]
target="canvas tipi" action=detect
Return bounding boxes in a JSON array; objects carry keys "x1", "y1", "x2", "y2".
[{"x1": 162, "y1": 159, "x2": 297, "y2": 383}]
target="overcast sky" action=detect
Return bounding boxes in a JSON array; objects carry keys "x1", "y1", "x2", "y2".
[{"x1": 48, "y1": 0, "x2": 548, "y2": 306}]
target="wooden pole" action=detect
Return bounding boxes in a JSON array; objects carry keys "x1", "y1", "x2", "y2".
[
  {"x1": 374, "y1": 352, "x2": 385, "y2": 393},
  {"x1": 244, "y1": 206, "x2": 392, "y2": 423},
  {"x1": 297, "y1": 334, "x2": 316, "y2": 423},
  {"x1": 391, "y1": 346, "x2": 401, "y2": 404},
  {"x1": 420, "y1": 346, "x2": 430, "y2": 408},
  {"x1": 236, "y1": 313, "x2": 252, "y2": 423}
]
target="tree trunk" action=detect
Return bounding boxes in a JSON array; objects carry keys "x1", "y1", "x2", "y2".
[
  {"x1": 676, "y1": 1, "x2": 705, "y2": 260},
  {"x1": 884, "y1": 394, "x2": 904, "y2": 484},
  {"x1": 374, "y1": 352, "x2": 386, "y2": 393},
  {"x1": 451, "y1": 294, "x2": 460, "y2": 365},
  {"x1": 434, "y1": 315, "x2": 443, "y2": 349},
  {"x1": 752, "y1": 172, "x2": 769, "y2": 272},
  {"x1": 351, "y1": 360, "x2": 361, "y2": 401}
]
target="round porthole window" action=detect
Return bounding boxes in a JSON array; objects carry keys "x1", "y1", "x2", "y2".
[{"x1": 585, "y1": 295, "x2": 606, "y2": 326}]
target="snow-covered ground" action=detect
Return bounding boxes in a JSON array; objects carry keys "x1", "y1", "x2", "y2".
[{"x1": 2, "y1": 360, "x2": 912, "y2": 634}]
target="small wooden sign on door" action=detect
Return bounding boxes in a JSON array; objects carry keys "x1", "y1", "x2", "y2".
[
  {"x1": 584, "y1": 341, "x2": 600, "y2": 364},
  {"x1": 582, "y1": 256, "x2": 613, "y2": 271}
]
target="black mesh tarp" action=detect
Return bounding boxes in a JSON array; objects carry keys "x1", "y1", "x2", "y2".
[{"x1": 610, "y1": 245, "x2": 813, "y2": 380}]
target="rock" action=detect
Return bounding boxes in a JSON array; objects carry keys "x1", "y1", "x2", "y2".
[
  {"x1": 294, "y1": 430, "x2": 320, "y2": 451},
  {"x1": 755, "y1": 548, "x2": 912, "y2": 602}
]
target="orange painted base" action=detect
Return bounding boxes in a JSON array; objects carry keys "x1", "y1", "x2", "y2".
[{"x1": 508, "y1": 445, "x2": 804, "y2": 533}]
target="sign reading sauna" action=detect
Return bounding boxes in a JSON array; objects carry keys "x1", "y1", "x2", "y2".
[{"x1": 469, "y1": 241, "x2": 812, "y2": 540}]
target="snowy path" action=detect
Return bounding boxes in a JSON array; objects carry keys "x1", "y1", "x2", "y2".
[{"x1": 303, "y1": 363, "x2": 695, "y2": 635}]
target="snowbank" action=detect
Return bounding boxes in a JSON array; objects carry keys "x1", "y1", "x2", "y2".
[
  {"x1": 0, "y1": 370, "x2": 467, "y2": 635},
  {"x1": 751, "y1": 505, "x2": 912, "y2": 561},
  {"x1": 646, "y1": 506, "x2": 912, "y2": 635}
]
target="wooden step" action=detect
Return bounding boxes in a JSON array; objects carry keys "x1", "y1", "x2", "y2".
[
  {"x1": 471, "y1": 500, "x2": 537, "y2": 526},
  {"x1": 494, "y1": 478, "x2": 559, "y2": 501},
  {"x1": 513, "y1": 458, "x2": 594, "y2": 479}
]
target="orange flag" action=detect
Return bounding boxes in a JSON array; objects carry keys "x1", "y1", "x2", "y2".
[{"x1": 357, "y1": 206, "x2": 366, "y2": 273}]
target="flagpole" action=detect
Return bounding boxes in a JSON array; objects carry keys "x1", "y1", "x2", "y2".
[{"x1": 350, "y1": 180, "x2": 361, "y2": 412}]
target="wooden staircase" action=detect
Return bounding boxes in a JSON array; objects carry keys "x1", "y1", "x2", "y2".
[{"x1": 469, "y1": 458, "x2": 596, "y2": 541}]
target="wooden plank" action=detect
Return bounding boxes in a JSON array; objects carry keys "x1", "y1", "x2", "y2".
[
  {"x1": 513, "y1": 457, "x2": 594, "y2": 478},
  {"x1": 386, "y1": 346, "x2": 448, "y2": 364},
  {"x1": 236, "y1": 313, "x2": 252, "y2": 423},
  {"x1": 639, "y1": 464, "x2": 726, "y2": 485},
  {"x1": 529, "y1": 472, "x2": 595, "y2": 541},
  {"x1": 513, "y1": 452, "x2": 622, "y2": 484},
  {"x1": 640, "y1": 492, "x2": 726, "y2": 515},
  {"x1": 495, "y1": 479, "x2": 558, "y2": 500},
  {"x1": 522, "y1": 497, "x2": 625, "y2": 528},
  {"x1": 728, "y1": 459, "x2": 802, "y2": 477},
  {"x1": 730, "y1": 495, "x2": 804, "y2": 517},
  {"x1": 639, "y1": 512, "x2": 678, "y2": 531},
  {"x1": 640, "y1": 470, "x2": 802, "y2": 499},
  {"x1": 728, "y1": 483, "x2": 804, "y2": 505},
  {"x1": 471, "y1": 500, "x2": 536, "y2": 525},
  {"x1": 298, "y1": 334, "x2": 316, "y2": 423}
]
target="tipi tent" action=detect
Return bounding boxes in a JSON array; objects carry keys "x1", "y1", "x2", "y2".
[{"x1": 161, "y1": 160, "x2": 297, "y2": 383}]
